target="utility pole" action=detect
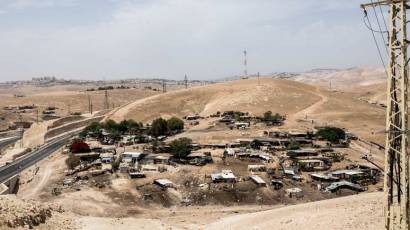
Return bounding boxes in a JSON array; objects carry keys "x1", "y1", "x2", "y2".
[
  {"x1": 257, "y1": 72, "x2": 260, "y2": 86},
  {"x1": 184, "y1": 74, "x2": 188, "y2": 89},
  {"x1": 104, "y1": 90, "x2": 109, "y2": 110},
  {"x1": 361, "y1": 1, "x2": 409, "y2": 229},
  {"x1": 243, "y1": 50, "x2": 248, "y2": 79},
  {"x1": 162, "y1": 79, "x2": 167, "y2": 93},
  {"x1": 88, "y1": 94, "x2": 93, "y2": 115}
]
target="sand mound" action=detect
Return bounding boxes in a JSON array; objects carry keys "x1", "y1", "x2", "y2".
[
  {"x1": 0, "y1": 195, "x2": 73, "y2": 229},
  {"x1": 206, "y1": 192, "x2": 383, "y2": 230},
  {"x1": 110, "y1": 78, "x2": 322, "y2": 122}
]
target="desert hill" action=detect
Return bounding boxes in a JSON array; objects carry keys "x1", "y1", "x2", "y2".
[
  {"x1": 110, "y1": 77, "x2": 385, "y2": 145},
  {"x1": 110, "y1": 78, "x2": 322, "y2": 123},
  {"x1": 289, "y1": 67, "x2": 386, "y2": 90}
]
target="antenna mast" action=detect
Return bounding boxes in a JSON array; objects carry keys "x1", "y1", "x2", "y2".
[{"x1": 243, "y1": 50, "x2": 248, "y2": 78}]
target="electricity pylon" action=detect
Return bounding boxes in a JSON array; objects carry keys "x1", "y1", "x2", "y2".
[{"x1": 361, "y1": 1, "x2": 409, "y2": 229}]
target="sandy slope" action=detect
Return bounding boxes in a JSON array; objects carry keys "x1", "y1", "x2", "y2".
[
  {"x1": 110, "y1": 78, "x2": 322, "y2": 122},
  {"x1": 292, "y1": 67, "x2": 386, "y2": 90},
  {"x1": 206, "y1": 192, "x2": 383, "y2": 230}
]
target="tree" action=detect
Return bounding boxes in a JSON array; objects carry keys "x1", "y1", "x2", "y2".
[
  {"x1": 316, "y1": 127, "x2": 346, "y2": 142},
  {"x1": 263, "y1": 111, "x2": 282, "y2": 122},
  {"x1": 150, "y1": 117, "x2": 169, "y2": 137},
  {"x1": 104, "y1": 119, "x2": 119, "y2": 132},
  {"x1": 70, "y1": 139, "x2": 91, "y2": 153},
  {"x1": 66, "y1": 154, "x2": 80, "y2": 170},
  {"x1": 169, "y1": 138, "x2": 192, "y2": 158},
  {"x1": 288, "y1": 139, "x2": 300, "y2": 150},
  {"x1": 80, "y1": 121, "x2": 102, "y2": 138},
  {"x1": 167, "y1": 117, "x2": 184, "y2": 133}
]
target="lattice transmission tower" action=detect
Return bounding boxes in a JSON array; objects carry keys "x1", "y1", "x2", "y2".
[{"x1": 361, "y1": 1, "x2": 409, "y2": 229}]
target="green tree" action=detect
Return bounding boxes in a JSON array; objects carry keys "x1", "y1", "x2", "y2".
[
  {"x1": 65, "y1": 154, "x2": 81, "y2": 170},
  {"x1": 104, "y1": 119, "x2": 119, "y2": 132},
  {"x1": 150, "y1": 117, "x2": 169, "y2": 137},
  {"x1": 316, "y1": 127, "x2": 346, "y2": 142},
  {"x1": 288, "y1": 139, "x2": 300, "y2": 150},
  {"x1": 169, "y1": 138, "x2": 192, "y2": 158},
  {"x1": 263, "y1": 111, "x2": 282, "y2": 122},
  {"x1": 118, "y1": 119, "x2": 140, "y2": 134},
  {"x1": 167, "y1": 117, "x2": 184, "y2": 133}
]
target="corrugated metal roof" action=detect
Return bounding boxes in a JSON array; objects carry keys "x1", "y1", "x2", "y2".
[{"x1": 250, "y1": 175, "x2": 266, "y2": 184}]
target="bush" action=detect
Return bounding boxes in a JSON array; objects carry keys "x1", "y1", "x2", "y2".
[
  {"x1": 104, "y1": 119, "x2": 119, "y2": 132},
  {"x1": 167, "y1": 117, "x2": 184, "y2": 133},
  {"x1": 118, "y1": 119, "x2": 141, "y2": 134},
  {"x1": 288, "y1": 139, "x2": 300, "y2": 150},
  {"x1": 263, "y1": 111, "x2": 282, "y2": 122},
  {"x1": 150, "y1": 117, "x2": 169, "y2": 137},
  {"x1": 70, "y1": 139, "x2": 91, "y2": 153},
  {"x1": 170, "y1": 138, "x2": 192, "y2": 158},
  {"x1": 251, "y1": 139, "x2": 263, "y2": 149},
  {"x1": 316, "y1": 127, "x2": 346, "y2": 142},
  {"x1": 66, "y1": 154, "x2": 80, "y2": 170}
]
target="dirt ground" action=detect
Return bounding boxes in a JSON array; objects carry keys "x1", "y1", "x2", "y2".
[{"x1": 2, "y1": 75, "x2": 390, "y2": 229}]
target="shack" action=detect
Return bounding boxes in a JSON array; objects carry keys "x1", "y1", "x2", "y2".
[
  {"x1": 122, "y1": 152, "x2": 144, "y2": 163},
  {"x1": 325, "y1": 181, "x2": 365, "y2": 193},
  {"x1": 310, "y1": 173, "x2": 339, "y2": 182},
  {"x1": 330, "y1": 170, "x2": 363, "y2": 180},
  {"x1": 154, "y1": 179, "x2": 174, "y2": 188},
  {"x1": 286, "y1": 188, "x2": 304, "y2": 198},
  {"x1": 250, "y1": 175, "x2": 266, "y2": 186},
  {"x1": 298, "y1": 159, "x2": 329, "y2": 171},
  {"x1": 287, "y1": 148, "x2": 319, "y2": 157},
  {"x1": 100, "y1": 153, "x2": 114, "y2": 164},
  {"x1": 119, "y1": 162, "x2": 129, "y2": 173},
  {"x1": 211, "y1": 170, "x2": 236, "y2": 183},
  {"x1": 248, "y1": 165, "x2": 267, "y2": 173}
]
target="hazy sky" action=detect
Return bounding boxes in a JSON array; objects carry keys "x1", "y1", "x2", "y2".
[{"x1": 0, "y1": 0, "x2": 385, "y2": 81}]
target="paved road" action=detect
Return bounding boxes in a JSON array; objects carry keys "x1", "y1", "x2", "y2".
[
  {"x1": 0, "y1": 135, "x2": 72, "y2": 183},
  {"x1": 0, "y1": 136, "x2": 21, "y2": 149}
]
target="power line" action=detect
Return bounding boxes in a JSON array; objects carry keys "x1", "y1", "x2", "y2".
[
  {"x1": 363, "y1": 9, "x2": 388, "y2": 76},
  {"x1": 369, "y1": 0, "x2": 389, "y2": 54}
]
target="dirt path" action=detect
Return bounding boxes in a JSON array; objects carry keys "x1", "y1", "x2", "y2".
[
  {"x1": 290, "y1": 87, "x2": 329, "y2": 122},
  {"x1": 21, "y1": 163, "x2": 52, "y2": 199},
  {"x1": 107, "y1": 94, "x2": 164, "y2": 122}
]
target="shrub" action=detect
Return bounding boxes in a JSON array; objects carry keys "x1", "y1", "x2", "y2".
[
  {"x1": 66, "y1": 154, "x2": 80, "y2": 170},
  {"x1": 150, "y1": 117, "x2": 169, "y2": 137},
  {"x1": 263, "y1": 111, "x2": 282, "y2": 122},
  {"x1": 70, "y1": 139, "x2": 91, "y2": 153},
  {"x1": 167, "y1": 117, "x2": 184, "y2": 133},
  {"x1": 104, "y1": 119, "x2": 119, "y2": 132},
  {"x1": 316, "y1": 127, "x2": 346, "y2": 142},
  {"x1": 170, "y1": 138, "x2": 192, "y2": 158},
  {"x1": 288, "y1": 139, "x2": 300, "y2": 150}
]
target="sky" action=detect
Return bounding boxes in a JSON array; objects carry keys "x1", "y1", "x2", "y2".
[{"x1": 0, "y1": 0, "x2": 387, "y2": 81}]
